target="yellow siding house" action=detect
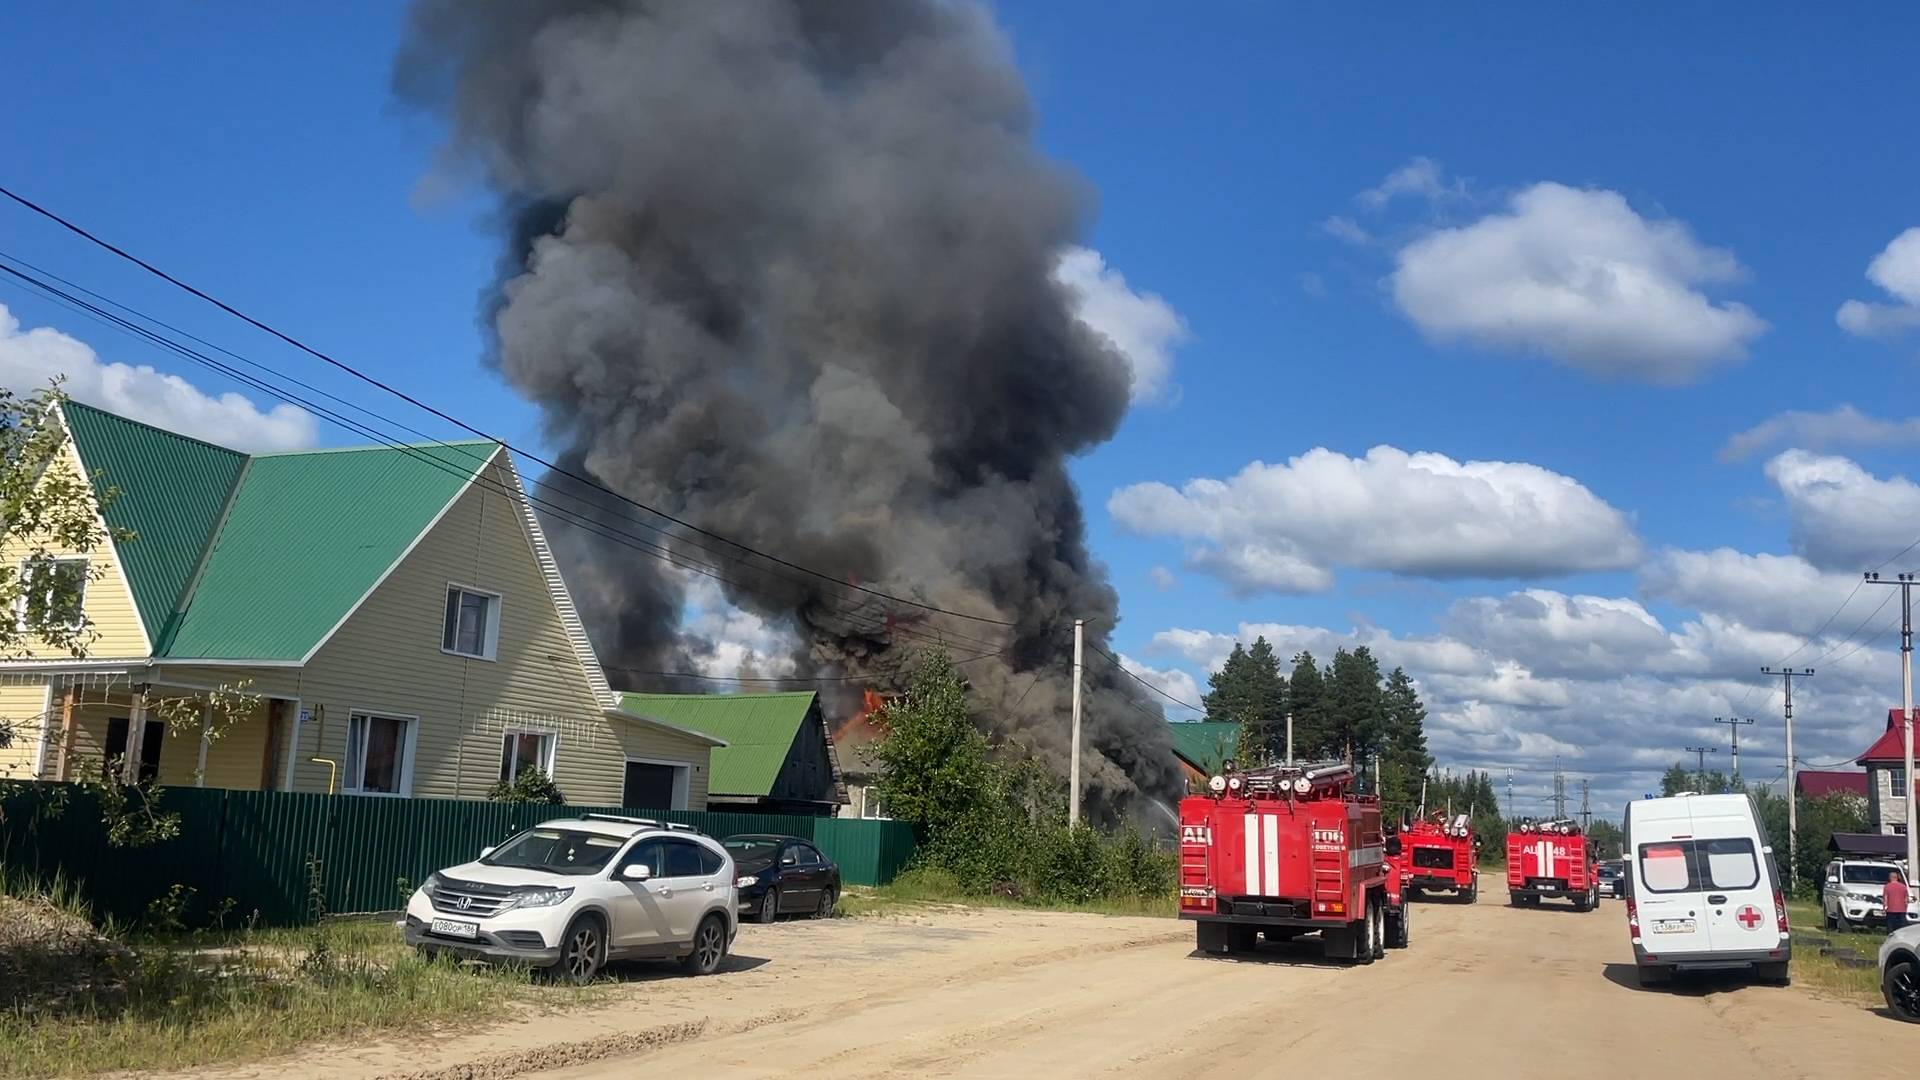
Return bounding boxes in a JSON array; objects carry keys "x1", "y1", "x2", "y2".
[{"x1": 0, "y1": 401, "x2": 722, "y2": 808}]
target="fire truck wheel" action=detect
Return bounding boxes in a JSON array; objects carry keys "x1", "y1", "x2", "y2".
[
  {"x1": 1386, "y1": 902, "x2": 1409, "y2": 949},
  {"x1": 1321, "y1": 925, "x2": 1356, "y2": 962},
  {"x1": 1405, "y1": 884, "x2": 1421, "y2": 901},
  {"x1": 1464, "y1": 878, "x2": 1477, "y2": 904},
  {"x1": 1228, "y1": 925, "x2": 1260, "y2": 952},
  {"x1": 1196, "y1": 922, "x2": 1232, "y2": 955},
  {"x1": 1369, "y1": 899, "x2": 1386, "y2": 961}
]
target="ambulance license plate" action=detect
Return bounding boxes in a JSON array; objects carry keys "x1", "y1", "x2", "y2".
[
  {"x1": 1651, "y1": 918, "x2": 1695, "y2": 934},
  {"x1": 430, "y1": 919, "x2": 478, "y2": 939}
]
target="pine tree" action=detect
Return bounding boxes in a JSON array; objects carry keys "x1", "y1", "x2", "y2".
[
  {"x1": 1287, "y1": 651, "x2": 1328, "y2": 759},
  {"x1": 1203, "y1": 637, "x2": 1287, "y2": 762},
  {"x1": 1379, "y1": 667, "x2": 1430, "y2": 814},
  {"x1": 1326, "y1": 647, "x2": 1387, "y2": 767}
]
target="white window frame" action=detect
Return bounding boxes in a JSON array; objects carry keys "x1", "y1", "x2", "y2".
[
  {"x1": 15, "y1": 557, "x2": 88, "y2": 631},
  {"x1": 622, "y1": 755, "x2": 692, "y2": 811},
  {"x1": 499, "y1": 727, "x2": 559, "y2": 783},
  {"x1": 343, "y1": 709, "x2": 419, "y2": 797},
  {"x1": 440, "y1": 583, "x2": 502, "y2": 662}
]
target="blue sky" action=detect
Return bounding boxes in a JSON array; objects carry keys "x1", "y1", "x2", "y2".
[{"x1": 5, "y1": 3, "x2": 1920, "y2": 813}]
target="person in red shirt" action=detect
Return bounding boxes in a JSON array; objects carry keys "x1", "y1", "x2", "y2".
[{"x1": 1885, "y1": 869, "x2": 1911, "y2": 931}]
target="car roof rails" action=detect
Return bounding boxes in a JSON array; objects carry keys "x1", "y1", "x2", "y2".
[{"x1": 579, "y1": 814, "x2": 703, "y2": 834}]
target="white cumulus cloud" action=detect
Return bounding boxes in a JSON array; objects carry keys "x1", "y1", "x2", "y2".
[
  {"x1": 1837, "y1": 226, "x2": 1920, "y2": 337},
  {"x1": 1390, "y1": 182, "x2": 1765, "y2": 383},
  {"x1": 1765, "y1": 449, "x2": 1920, "y2": 571},
  {"x1": 1108, "y1": 445, "x2": 1641, "y2": 595},
  {"x1": 1640, "y1": 548, "x2": 1863, "y2": 637},
  {"x1": 1720, "y1": 404, "x2": 1920, "y2": 462},
  {"x1": 1053, "y1": 246, "x2": 1187, "y2": 405},
  {"x1": 0, "y1": 302, "x2": 317, "y2": 452},
  {"x1": 1358, "y1": 157, "x2": 1464, "y2": 210}
]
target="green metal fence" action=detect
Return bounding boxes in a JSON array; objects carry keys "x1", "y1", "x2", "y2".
[{"x1": 0, "y1": 783, "x2": 916, "y2": 926}]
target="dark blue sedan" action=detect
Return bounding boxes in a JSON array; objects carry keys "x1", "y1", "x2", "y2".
[{"x1": 724, "y1": 835, "x2": 840, "y2": 923}]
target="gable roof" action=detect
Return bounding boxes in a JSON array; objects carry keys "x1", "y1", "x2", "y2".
[
  {"x1": 61, "y1": 401, "x2": 247, "y2": 645},
  {"x1": 1167, "y1": 721, "x2": 1240, "y2": 774},
  {"x1": 1796, "y1": 770, "x2": 1869, "y2": 798},
  {"x1": 1857, "y1": 708, "x2": 1914, "y2": 764},
  {"x1": 56, "y1": 401, "x2": 498, "y2": 662},
  {"x1": 617, "y1": 691, "x2": 819, "y2": 797}
]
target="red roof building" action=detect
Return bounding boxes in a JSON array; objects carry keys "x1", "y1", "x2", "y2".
[
  {"x1": 1796, "y1": 770, "x2": 1869, "y2": 799},
  {"x1": 1856, "y1": 708, "x2": 1914, "y2": 836},
  {"x1": 1857, "y1": 708, "x2": 1914, "y2": 764}
]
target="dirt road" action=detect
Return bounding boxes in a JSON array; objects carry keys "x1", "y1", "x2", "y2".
[{"x1": 214, "y1": 897, "x2": 1898, "y2": 1080}]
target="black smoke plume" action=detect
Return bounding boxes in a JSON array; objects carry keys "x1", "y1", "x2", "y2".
[{"x1": 396, "y1": 0, "x2": 1180, "y2": 810}]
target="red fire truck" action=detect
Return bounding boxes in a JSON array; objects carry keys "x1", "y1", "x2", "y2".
[
  {"x1": 1178, "y1": 761, "x2": 1409, "y2": 963},
  {"x1": 1394, "y1": 813, "x2": 1479, "y2": 902},
  {"x1": 1506, "y1": 818, "x2": 1598, "y2": 910}
]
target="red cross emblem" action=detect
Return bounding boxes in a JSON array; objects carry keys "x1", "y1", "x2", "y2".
[{"x1": 1735, "y1": 905, "x2": 1763, "y2": 930}]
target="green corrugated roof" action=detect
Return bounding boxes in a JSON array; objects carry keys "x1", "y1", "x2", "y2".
[
  {"x1": 163, "y1": 441, "x2": 495, "y2": 661},
  {"x1": 62, "y1": 401, "x2": 248, "y2": 643},
  {"x1": 617, "y1": 691, "x2": 818, "y2": 797},
  {"x1": 1167, "y1": 721, "x2": 1240, "y2": 773}
]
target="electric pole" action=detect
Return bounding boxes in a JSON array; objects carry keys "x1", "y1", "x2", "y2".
[
  {"x1": 1552, "y1": 763, "x2": 1567, "y2": 820},
  {"x1": 1069, "y1": 618, "x2": 1083, "y2": 827},
  {"x1": 1683, "y1": 746, "x2": 1717, "y2": 791},
  {"x1": 1761, "y1": 665, "x2": 1813, "y2": 890},
  {"x1": 1865, "y1": 571, "x2": 1919, "y2": 877},
  {"x1": 1506, "y1": 769, "x2": 1514, "y2": 821},
  {"x1": 1579, "y1": 779, "x2": 1590, "y2": 832},
  {"x1": 1714, "y1": 716, "x2": 1754, "y2": 789}
]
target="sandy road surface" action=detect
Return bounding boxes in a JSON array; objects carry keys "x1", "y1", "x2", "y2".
[{"x1": 204, "y1": 898, "x2": 1898, "y2": 1080}]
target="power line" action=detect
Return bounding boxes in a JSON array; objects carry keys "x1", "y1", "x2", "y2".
[
  {"x1": 0, "y1": 183, "x2": 1032, "y2": 631},
  {"x1": 600, "y1": 643, "x2": 1018, "y2": 686},
  {"x1": 0, "y1": 259, "x2": 1025, "y2": 668},
  {"x1": 1082, "y1": 641, "x2": 1206, "y2": 713}
]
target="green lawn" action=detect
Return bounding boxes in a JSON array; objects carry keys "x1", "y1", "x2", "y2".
[{"x1": 1785, "y1": 900, "x2": 1883, "y2": 1006}]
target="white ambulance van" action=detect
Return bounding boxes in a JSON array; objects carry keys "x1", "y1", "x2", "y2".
[{"x1": 1621, "y1": 792, "x2": 1790, "y2": 987}]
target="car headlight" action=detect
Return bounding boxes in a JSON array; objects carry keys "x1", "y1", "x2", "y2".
[
  {"x1": 503, "y1": 887, "x2": 574, "y2": 911},
  {"x1": 420, "y1": 873, "x2": 444, "y2": 898},
  {"x1": 736, "y1": 875, "x2": 760, "y2": 888},
  {"x1": 1850, "y1": 891, "x2": 1880, "y2": 903}
]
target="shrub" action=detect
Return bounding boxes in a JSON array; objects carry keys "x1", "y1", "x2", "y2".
[{"x1": 488, "y1": 767, "x2": 564, "y2": 805}]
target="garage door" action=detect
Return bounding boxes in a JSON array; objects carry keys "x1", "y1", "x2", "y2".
[{"x1": 623, "y1": 760, "x2": 681, "y2": 809}]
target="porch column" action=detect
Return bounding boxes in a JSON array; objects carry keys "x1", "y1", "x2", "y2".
[
  {"x1": 124, "y1": 687, "x2": 148, "y2": 784},
  {"x1": 55, "y1": 683, "x2": 77, "y2": 781},
  {"x1": 195, "y1": 701, "x2": 212, "y2": 788}
]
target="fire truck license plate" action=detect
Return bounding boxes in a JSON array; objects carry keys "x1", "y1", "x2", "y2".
[{"x1": 1651, "y1": 918, "x2": 1695, "y2": 934}]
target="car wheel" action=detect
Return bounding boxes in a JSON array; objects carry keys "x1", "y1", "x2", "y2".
[
  {"x1": 1885, "y1": 957, "x2": 1920, "y2": 1022},
  {"x1": 755, "y1": 888, "x2": 779, "y2": 924},
  {"x1": 681, "y1": 914, "x2": 728, "y2": 976},
  {"x1": 1824, "y1": 908, "x2": 1836, "y2": 930},
  {"x1": 552, "y1": 914, "x2": 606, "y2": 985},
  {"x1": 1638, "y1": 964, "x2": 1672, "y2": 989},
  {"x1": 814, "y1": 885, "x2": 837, "y2": 919},
  {"x1": 1756, "y1": 961, "x2": 1790, "y2": 986},
  {"x1": 1837, "y1": 913, "x2": 1855, "y2": 935}
]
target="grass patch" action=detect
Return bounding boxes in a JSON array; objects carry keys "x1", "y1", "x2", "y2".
[
  {"x1": 0, "y1": 877, "x2": 601, "y2": 1079},
  {"x1": 1786, "y1": 900, "x2": 1883, "y2": 1006},
  {"x1": 840, "y1": 867, "x2": 1176, "y2": 920}
]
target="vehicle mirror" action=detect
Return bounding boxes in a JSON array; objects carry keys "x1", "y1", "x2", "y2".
[
  {"x1": 623, "y1": 863, "x2": 652, "y2": 881},
  {"x1": 781, "y1": 855, "x2": 797, "y2": 867},
  {"x1": 1384, "y1": 837, "x2": 1403, "y2": 857},
  {"x1": 479, "y1": 846, "x2": 495, "y2": 859}
]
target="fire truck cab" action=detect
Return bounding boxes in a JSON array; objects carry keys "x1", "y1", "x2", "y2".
[
  {"x1": 1395, "y1": 813, "x2": 1479, "y2": 902},
  {"x1": 1178, "y1": 761, "x2": 1409, "y2": 963},
  {"x1": 1507, "y1": 818, "x2": 1598, "y2": 910}
]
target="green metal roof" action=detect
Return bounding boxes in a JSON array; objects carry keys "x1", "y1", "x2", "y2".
[
  {"x1": 164, "y1": 441, "x2": 495, "y2": 661},
  {"x1": 58, "y1": 402, "x2": 498, "y2": 662},
  {"x1": 62, "y1": 401, "x2": 248, "y2": 644},
  {"x1": 1167, "y1": 721, "x2": 1240, "y2": 774},
  {"x1": 617, "y1": 691, "x2": 818, "y2": 797}
]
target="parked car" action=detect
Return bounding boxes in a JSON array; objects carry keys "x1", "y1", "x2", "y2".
[
  {"x1": 724, "y1": 834, "x2": 841, "y2": 922},
  {"x1": 1880, "y1": 921, "x2": 1920, "y2": 1022},
  {"x1": 1822, "y1": 858, "x2": 1904, "y2": 932},
  {"x1": 1622, "y1": 793, "x2": 1789, "y2": 987},
  {"x1": 1595, "y1": 860, "x2": 1625, "y2": 898},
  {"x1": 402, "y1": 815, "x2": 738, "y2": 983}
]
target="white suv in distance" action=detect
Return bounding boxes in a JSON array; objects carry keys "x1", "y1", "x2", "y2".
[
  {"x1": 402, "y1": 815, "x2": 739, "y2": 983},
  {"x1": 1822, "y1": 859, "x2": 1904, "y2": 932}
]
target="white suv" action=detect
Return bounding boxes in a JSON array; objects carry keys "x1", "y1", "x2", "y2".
[
  {"x1": 402, "y1": 815, "x2": 739, "y2": 982},
  {"x1": 1822, "y1": 858, "x2": 1904, "y2": 932}
]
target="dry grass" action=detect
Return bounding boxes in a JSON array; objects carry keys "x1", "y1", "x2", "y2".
[
  {"x1": 839, "y1": 867, "x2": 1177, "y2": 920},
  {"x1": 0, "y1": 877, "x2": 600, "y2": 1079},
  {"x1": 1785, "y1": 900, "x2": 1883, "y2": 1006}
]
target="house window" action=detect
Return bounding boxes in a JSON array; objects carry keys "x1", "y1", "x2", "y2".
[
  {"x1": 499, "y1": 730, "x2": 556, "y2": 783},
  {"x1": 16, "y1": 557, "x2": 87, "y2": 629},
  {"x1": 345, "y1": 711, "x2": 414, "y2": 795},
  {"x1": 441, "y1": 585, "x2": 501, "y2": 660},
  {"x1": 1891, "y1": 768, "x2": 1909, "y2": 792}
]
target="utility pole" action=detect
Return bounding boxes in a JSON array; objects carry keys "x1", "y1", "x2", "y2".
[
  {"x1": 1714, "y1": 716, "x2": 1754, "y2": 789},
  {"x1": 1069, "y1": 618, "x2": 1083, "y2": 828},
  {"x1": 1683, "y1": 746, "x2": 1717, "y2": 792},
  {"x1": 1761, "y1": 664, "x2": 1814, "y2": 890},
  {"x1": 1285, "y1": 711, "x2": 1294, "y2": 765},
  {"x1": 1865, "y1": 571, "x2": 1919, "y2": 877},
  {"x1": 1580, "y1": 780, "x2": 1591, "y2": 833},
  {"x1": 1506, "y1": 769, "x2": 1514, "y2": 821},
  {"x1": 1552, "y1": 762, "x2": 1567, "y2": 820}
]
